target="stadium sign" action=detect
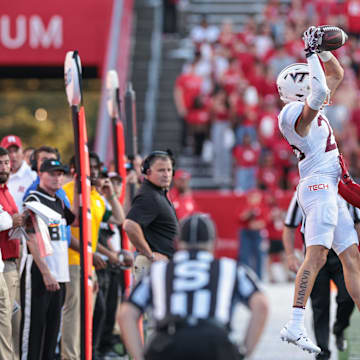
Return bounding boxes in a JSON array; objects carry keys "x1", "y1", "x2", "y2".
[
  {"x1": 0, "y1": 15, "x2": 62, "y2": 49},
  {"x1": 0, "y1": 0, "x2": 113, "y2": 66}
]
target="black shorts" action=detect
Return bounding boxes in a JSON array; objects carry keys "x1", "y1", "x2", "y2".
[{"x1": 145, "y1": 321, "x2": 242, "y2": 360}]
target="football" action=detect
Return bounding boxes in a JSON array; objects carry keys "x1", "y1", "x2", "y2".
[{"x1": 318, "y1": 26, "x2": 348, "y2": 51}]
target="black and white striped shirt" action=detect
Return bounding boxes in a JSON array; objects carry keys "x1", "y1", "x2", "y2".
[
  {"x1": 284, "y1": 192, "x2": 360, "y2": 229},
  {"x1": 128, "y1": 250, "x2": 261, "y2": 327}
]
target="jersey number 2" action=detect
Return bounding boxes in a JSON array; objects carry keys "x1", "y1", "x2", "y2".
[{"x1": 318, "y1": 115, "x2": 337, "y2": 152}]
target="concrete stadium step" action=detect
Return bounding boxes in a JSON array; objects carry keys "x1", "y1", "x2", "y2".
[
  {"x1": 176, "y1": 155, "x2": 226, "y2": 189},
  {"x1": 152, "y1": 37, "x2": 184, "y2": 154},
  {"x1": 130, "y1": 1, "x2": 157, "y2": 154},
  {"x1": 184, "y1": 0, "x2": 267, "y2": 29},
  {"x1": 187, "y1": 2, "x2": 265, "y2": 15}
]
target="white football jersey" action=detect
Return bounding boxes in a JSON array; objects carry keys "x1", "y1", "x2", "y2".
[{"x1": 278, "y1": 102, "x2": 340, "y2": 179}]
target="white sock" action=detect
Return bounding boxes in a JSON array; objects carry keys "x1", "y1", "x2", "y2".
[{"x1": 288, "y1": 307, "x2": 305, "y2": 331}]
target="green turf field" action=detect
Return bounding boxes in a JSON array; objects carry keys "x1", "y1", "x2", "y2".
[{"x1": 339, "y1": 309, "x2": 360, "y2": 360}]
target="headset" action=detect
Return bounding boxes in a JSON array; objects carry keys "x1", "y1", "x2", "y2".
[
  {"x1": 30, "y1": 146, "x2": 61, "y2": 172},
  {"x1": 141, "y1": 150, "x2": 176, "y2": 176}
]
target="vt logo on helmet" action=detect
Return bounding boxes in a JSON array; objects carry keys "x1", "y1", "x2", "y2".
[{"x1": 276, "y1": 63, "x2": 310, "y2": 103}]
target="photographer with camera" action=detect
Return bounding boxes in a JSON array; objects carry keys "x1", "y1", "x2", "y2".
[
  {"x1": 94, "y1": 170, "x2": 133, "y2": 358},
  {"x1": 238, "y1": 189, "x2": 269, "y2": 280},
  {"x1": 61, "y1": 152, "x2": 128, "y2": 360}
]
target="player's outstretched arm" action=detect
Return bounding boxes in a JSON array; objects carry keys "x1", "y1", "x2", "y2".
[
  {"x1": 338, "y1": 154, "x2": 360, "y2": 208},
  {"x1": 319, "y1": 51, "x2": 344, "y2": 97},
  {"x1": 296, "y1": 27, "x2": 329, "y2": 137}
]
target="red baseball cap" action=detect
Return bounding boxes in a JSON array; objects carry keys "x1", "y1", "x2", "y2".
[
  {"x1": 0, "y1": 135, "x2": 22, "y2": 149},
  {"x1": 174, "y1": 169, "x2": 191, "y2": 180}
]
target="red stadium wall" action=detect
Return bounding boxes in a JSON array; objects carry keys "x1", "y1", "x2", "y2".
[{"x1": 192, "y1": 190, "x2": 297, "y2": 259}]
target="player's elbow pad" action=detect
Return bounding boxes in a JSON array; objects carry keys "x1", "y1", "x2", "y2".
[{"x1": 307, "y1": 80, "x2": 328, "y2": 110}]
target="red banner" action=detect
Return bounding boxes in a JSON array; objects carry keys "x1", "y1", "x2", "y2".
[{"x1": 0, "y1": 0, "x2": 113, "y2": 66}]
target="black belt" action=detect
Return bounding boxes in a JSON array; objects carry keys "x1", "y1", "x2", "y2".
[
  {"x1": 157, "y1": 317, "x2": 226, "y2": 335},
  {"x1": 5, "y1": 258, "x2": 17, "y2": 262}
]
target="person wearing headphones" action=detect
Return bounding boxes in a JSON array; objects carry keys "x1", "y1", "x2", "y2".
[
  {"x1": 123, "y1": 150, "x2": 179, "y2": 283},
  {"x1": 119, "y1": 213, "x2": 268, "y2": 360}
]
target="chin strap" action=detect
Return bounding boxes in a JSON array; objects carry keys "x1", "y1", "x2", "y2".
[{"x1": 338, "y1": 154, "x2": 360, "y2": 208}]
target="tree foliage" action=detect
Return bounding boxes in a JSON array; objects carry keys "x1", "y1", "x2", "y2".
[{"x1": 0, "y1": 86, "x2": 99, "y2": 164}]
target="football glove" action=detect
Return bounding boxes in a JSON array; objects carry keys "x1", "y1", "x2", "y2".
[{"x1": 303, "y1": 26, "x2": 323, "y2": 57}]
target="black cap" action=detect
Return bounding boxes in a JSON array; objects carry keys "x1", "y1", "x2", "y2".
[
  {"x1": 179, "y1": 213, "x2": 216, "y2": 245},
  {"x1": 40, "y1": 159, "x2": 66, "y2": 173}
]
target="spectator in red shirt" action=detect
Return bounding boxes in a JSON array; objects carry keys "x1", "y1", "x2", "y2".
[
  {"x1": 344, "y1": 0, "x2": 360, "y2": 38},
  {"x1": 186, "y1": 95, "x2": 211, "y2": 156},
  {"x1": 272, "y1": 136, "x2": 293, "y2": 171},
  {"x1": 234, "y1": 42, "x2": 257, "y2": 77},
  {"x1": 238, "y1": 189, "x2": 269, "y2": 279},
  {"x1": 258, "y1": 96, "x2": 280, "y2": 150},
  {"x1": 254, "y1": 22, "x2": 274, "y2": 61},
  {"x1": 220, "y1": 57, "x2": 244, "y2": 96},
  {"x1": 169, "y1": 170, "x2": 197, "y2": 220},
  {"x1": 257, "y1": 151, "x2": 283, "y2": 191},
  {"x1": 218, "y1": 18, "x2": 237, "y2": 53},
  {"x1": 265, "y1": 195, "x2": 287, "y2": 283},
  {"x1": 283, "y1": 24, "x2": 305, "y2": 61},
  {"x1": 174, "y1": 57, "x2": 203, "y2": 150},
  {"x1": 233, "y1": 132, "x2": 260, "y2": 192},
  {"x1": 0, "y1": 146, "x2": 25, "y2": 357},
  {"x1": 234, "y1": 101, "x2": 259, "y2": 147},
  {"x1": 210, "y1": 85, "x2": 233, "y2": 187},
  {"x1": 247, "y1": 62, "x2": 276, "y2": 100},
  {"x1": 0, "y1": 135, "x2": 37, "y2": 213}
]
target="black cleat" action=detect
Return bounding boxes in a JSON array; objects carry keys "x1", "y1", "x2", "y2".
[
  {"x1": 315, "y1": 349, "x2": 331, "y2": 359},
  {"x1": 335, "y1": 332, "x2": 347, "y2": 352}
]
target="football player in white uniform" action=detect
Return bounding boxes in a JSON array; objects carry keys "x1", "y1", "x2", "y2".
[{"x1": 277, "y1": 26, "x2": 360, "y2": 355}]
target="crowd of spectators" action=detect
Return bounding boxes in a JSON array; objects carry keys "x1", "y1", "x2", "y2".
[
  {"x1": 174, "y1": 0, "x2": 360, "y2": 191},
  {"x1": 0, "y1": 134, "x2": 135, "y2": 360},
  {"x1": 172, "y1": 0, "x2": 360, "y2": 281}
]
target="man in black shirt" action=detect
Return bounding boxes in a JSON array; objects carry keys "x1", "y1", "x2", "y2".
[
  {"x1": 124, "y1": 151, "x2": 178, "y2": 282},
  {"x1": 119, "y1": 213, "x2": 268, "y2": 360}
]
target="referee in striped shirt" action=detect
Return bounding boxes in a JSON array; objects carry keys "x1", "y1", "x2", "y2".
[
  {"x1": 283, "y1": 192, "x2": 358, "y2": 360},
  {"x1": 119, "y1": 213, "x2": 268, "y2": 360}
]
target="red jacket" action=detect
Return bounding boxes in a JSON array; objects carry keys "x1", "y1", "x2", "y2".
[
  {"x1": 169, "y1": 188, "x2": 197, "y2": 220},
  {"x1": 0, "y1": 184, "x2": 20, "y2": 260}
]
